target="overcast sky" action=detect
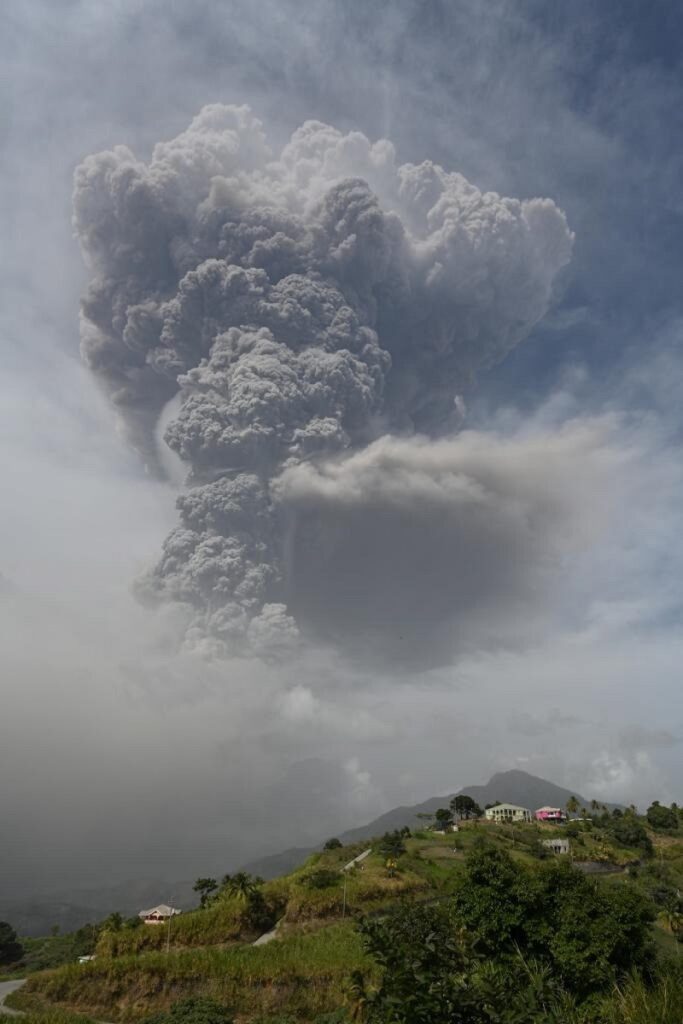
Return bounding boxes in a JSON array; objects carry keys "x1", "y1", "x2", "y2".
[{"x1": 2, "y1": 0, "x2": 683, "y2": 899}]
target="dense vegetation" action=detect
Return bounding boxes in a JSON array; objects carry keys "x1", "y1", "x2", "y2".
[
  {"x1": 5, "y1": 797, "x2": 682, "y2": 1023},
  {"x1": 0, "y1": 920, "x2": 24, "y2": 966}
]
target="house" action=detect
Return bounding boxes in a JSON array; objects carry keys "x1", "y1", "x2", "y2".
[
  {"x1": 543, "y1": 838, "x2": 570, "y2": 855},
  {"x1": 484, "y1": 803, "x2": 533, "y2": 823},
  {"x1": 535, "y1": 806, "x2": 567, "y2": 823},
  {"x1": 138, "y1": 904, "x2": 182, "y2": 925}
]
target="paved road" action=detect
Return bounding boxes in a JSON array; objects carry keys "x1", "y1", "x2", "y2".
[
  {"x1": 252, "y1": 919, "x2": 281, "y2": 946},
  {"x1": 0, "y1": 980, "x2": 25, "y2": 1016}
]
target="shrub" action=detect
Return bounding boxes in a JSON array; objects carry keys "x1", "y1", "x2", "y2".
[
  {"x1": 607, "y1": 816, "x2": 653, "y2": 855},
  {"x1": 304, "y1": 870, "x2": 341, "y2": 890},
  {"x1": 646, "y1": 801, "x2": 679, "y2": 832},
  {"x1": 144, "y1": 997, "x2": 234, "y2": 1024}
]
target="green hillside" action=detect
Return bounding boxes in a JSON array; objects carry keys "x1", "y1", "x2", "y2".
[
  {"x1": 6, "y1": 804, "x2": 683, "y2": 1023},
  {"x1": 241, "y1": 768, "x2": 615, "y2": 879}
]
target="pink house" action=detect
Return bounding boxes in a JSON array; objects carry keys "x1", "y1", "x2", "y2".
[{"x1": 535, "y1": 806, "x2": 567, "y2": 823}]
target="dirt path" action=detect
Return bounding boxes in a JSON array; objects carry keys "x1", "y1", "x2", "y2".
[{"x1": 0, "y1": 980, "x2": 25, "y2": 1017}]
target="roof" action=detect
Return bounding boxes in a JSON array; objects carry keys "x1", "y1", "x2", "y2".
[
  {"x1": 486, "y1": 803, "x2": 531, "y2": 812},
  {"x1": 138, "y1": 904, "x2": 181, "y2": 918},
  {"x1": 536, "y1": 806, "x2": 564, "y2": 813}
]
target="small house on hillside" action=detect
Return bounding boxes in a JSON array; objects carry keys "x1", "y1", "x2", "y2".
[
  {"x1": 535, "y1": 806, "x2": 567, "y2": 823},
  {"x1": 138, "y1": 904, "x2": 182, "y2": 925},
  {"x1": 484, "y1": 803, "x2": 532, "y2": 824},
  {"x1": 543, "y1": 838, "x2": 570, "y2": 855}
]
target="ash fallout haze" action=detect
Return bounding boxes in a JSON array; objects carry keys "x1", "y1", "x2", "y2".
[{"x1": 2, "y1": 1, "x2": 683, "y2": 899}]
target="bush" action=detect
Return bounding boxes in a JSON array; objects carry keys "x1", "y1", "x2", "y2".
[
  {"x1": 450, "y1": 844, "x2": 655, "y2": 1000},
  {"x1": 646, "y1": 801, "x2": 679, "y2": 832},
  {"x1": 376, "y1": 831, "x2": 406, "y2": 858},
  {"x1": 304, "y1": 870, "x2": 341, "y2": 890},
  {"x1": 607, "y1": 816, "x2": 653, "y2": 855},
  {"x1": 145, "y1": 997, "x2": 234, "y2": 1024},
  {"x1": 0, "y1": 921, "x2": 23, "y2": 966}
]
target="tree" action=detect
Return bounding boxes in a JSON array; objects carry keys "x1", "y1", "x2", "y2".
[
  {"x1": 450, "y1": 794, "x2": 482, "y2": 820},
  {"x1": 357, "y1": 901, "x2": 576, "y2": 1023},
  {"x1": 607, "y1": 815, "x2": 653, "y2": 856},
  {"x1": 304, "y1": 869, "x2": 339, "y2": 890},
  {"x1": 646, "y1": 800, "x2": 679, "y2": 831},
  {"x1": 102, "y1": 912, "x2": 123, "y2": 933},
  {"x1": 324, "y1": 837, "x2": 343, "y2": 850},
  {"x1": 449, "y1": 844, "x2": 655, "y2": 1000},
  {"x1": 0, "y1": 921, "x2": 23, "y2": 966},
  {"x1": 566, "y1": 796, "x2": 580, "y2": 817},
  {"x1": 222, "y1": 872, "x2": 260, "y2": 902},
  {"x1": 378, "y1": 831, "x2": 406, "y2": 858},
  {"x1": 434, "y1": 807, "x2": 454, "y2": 829},
  {"x1": 193, "y1": 877, "x2": 219, "y2": 908}
]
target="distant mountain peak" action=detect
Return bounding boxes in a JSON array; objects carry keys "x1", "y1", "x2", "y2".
[{"x1": 241, "y1": 768, "x2": 616, "y2": 879}]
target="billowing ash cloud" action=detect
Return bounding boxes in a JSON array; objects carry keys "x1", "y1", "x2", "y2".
[{"x1": 73, "y1": 104, "x2": 573, "y2": 659}]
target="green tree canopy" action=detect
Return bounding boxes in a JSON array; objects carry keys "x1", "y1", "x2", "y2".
[
  {"x1": 450, "y1": 844, "x2": 655, "y2": 1000},
  {"x1": 193, "y1": 877, "x2": 219, "y2": 908},
  {"x1": 0, "y1": 921, "x2": 23, "y2": 966},
  {"x1": 221, "y1": 872, "x2": 261, "y2": 902},
  {"x1": 450, "y1": 795, "x2": 482, "y2": 820},
  {"x1": 377, "y1": 831, "x2": 406, "y2": 858},
  {"x1": 607, "y1": 815, "x2": 653, "y2": 855},
  {"x1": 356, "y1": 845, "x2": 657, "y2": 1022},
  {"x1": 323, "y1": 837, "x2": 343, "y2": 850},
  {"x1": 646, "y1": 800, "x2": 679, "y2": 831},
  {"x1": 102, "y1": 912, "x2": 124, "y2": 933}
]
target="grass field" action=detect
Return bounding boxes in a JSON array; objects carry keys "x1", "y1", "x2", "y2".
[{"x1": 10, "y1": 924, "x2": 371, "y2": 1022}]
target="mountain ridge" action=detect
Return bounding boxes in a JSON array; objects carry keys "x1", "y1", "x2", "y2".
[
  {"x1": 240, "y1": 768, "x2": 617, "y2": 878},
  {"x1": 1, "y1": 769, "x2": 616, "y2": 934}
]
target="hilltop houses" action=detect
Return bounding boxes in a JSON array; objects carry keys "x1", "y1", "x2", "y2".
[
  {"x1": 138, "y1": 904, "x2": 182, "y2": 925},
  {"x1": 535, "y1": 806, "x2": 567, "y2": 823},
  {"x1": 484, "y1": 803, "x2": 533, "y2": 823}
]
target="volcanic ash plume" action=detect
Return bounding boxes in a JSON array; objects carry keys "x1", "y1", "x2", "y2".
[{"x1": 73, "y1": 104, "x2": 573, "y2": 659}]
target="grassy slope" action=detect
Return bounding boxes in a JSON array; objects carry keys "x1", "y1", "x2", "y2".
[
  {"x1": 11, "y1": 924, "x2": 370, "y2": 1022},
  {"x1": 12, "y1": 822, "x2": 683, "y2": 1023}
]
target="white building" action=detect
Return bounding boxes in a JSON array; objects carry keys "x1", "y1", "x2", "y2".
[
  {"x1": 484, "y1": 803, "x2": 533, "y2": 823},
  {"x1": 138, "y1": 904, "x2": 182, "y2": 925},
  {"x1": 543, "y1": 838, "x2": 570, "y2": 855}
]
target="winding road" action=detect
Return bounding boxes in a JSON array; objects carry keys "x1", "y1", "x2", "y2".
[{"x1": 0, "y1": 980, "x2": 25, "y2": 1016}]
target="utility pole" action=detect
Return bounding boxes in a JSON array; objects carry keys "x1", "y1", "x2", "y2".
[
  {"x1": 342, "y1": 875, "x2": 347, "y2": 919},
  {"x1": 166, "y1": 898, "x2": 174, "y2": 955}
]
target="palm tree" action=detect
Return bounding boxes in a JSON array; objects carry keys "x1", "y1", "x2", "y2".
[
  {"x1": 223, "y1": 872, "x2": 260, "y2": 902},
  {"x1": 566, "y1": 796, "x2": 579, "y2": 818}
]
